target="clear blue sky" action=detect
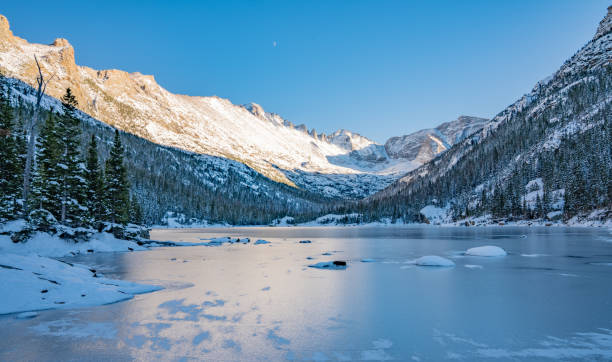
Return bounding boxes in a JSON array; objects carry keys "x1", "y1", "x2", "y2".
[{"x1": 2, "y1": 1, "x2": 609, "y2": 142}]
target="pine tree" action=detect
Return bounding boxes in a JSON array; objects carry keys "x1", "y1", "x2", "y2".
[
  {"x1": 57, "y1": 88, "x2": 87, "y2": 226},
  {"x1": 129, "y1": 194, "x2": 143, "y2": 225},
  {"x1": 30, "y1": 112, "x2": 62, "y2": 217},
  {"x1": 84, "y1": 134, "x2": 104, "y2": 226},
  {"x1": 564, "y1": 163, "x2": 586, "y2": 219},
  {"x1": 105, "y1": 129, "x2": 130, "y2": 225},
  {"x1": 0, "y1": 88, "x2": 23, "y2": 220}
]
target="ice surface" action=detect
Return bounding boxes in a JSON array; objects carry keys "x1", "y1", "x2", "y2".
[{"x1": 3, "y1": 226, "x2": 612, "y2": 361}]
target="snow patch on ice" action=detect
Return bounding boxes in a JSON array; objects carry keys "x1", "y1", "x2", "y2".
[
  {"x1": 465, "y1": 246, "x2": 507, "y2": 257},
  {"x1": 0, "y1": 252, "x2": 161, "y2": 315},
  {"x1": 411, "y1": 255, "x2": 455, "y2": 267}
]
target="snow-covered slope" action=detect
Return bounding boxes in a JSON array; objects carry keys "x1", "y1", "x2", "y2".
[
  {"x1": 0, "y1": 15, "x2": 414, "y2": 198},
  {"x1": 385, "y1": 116, "x2": 488, "y2": 162},
  {"x1": 0, "y1": 15, "x2": 487, "y2": 199}
]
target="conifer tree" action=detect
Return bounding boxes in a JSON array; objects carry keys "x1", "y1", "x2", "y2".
[
  {"x1": 0, "y1": 88, "x2": 23, "y2": 219},
  {"x1": 129, "y1": 194, "x2": 143, "y2": 225},
  {"x1": 84, "y1": 134, "x2": 104, "y2": 225},
  {"x1": 57, "y1": 88, "x2": 87, "y2": 226},
  {"x1": 30, "y1": 112, "x2": 62, "y2": 216},
  {"x1": 105, "y1": 129, "x2": 130, "y2": 225}
]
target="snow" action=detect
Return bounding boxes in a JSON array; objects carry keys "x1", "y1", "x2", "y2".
[
  {"x1": 0, "y1": 224, "x2": 163, "y2": 315},
  {"x1": 270, "y1": 216, "x2": 295, "y2": 226},
  {"x1": 308, "y1": 261, "x2": 348, "y2": 270},
  {"x1": 412, "y1": 255, "x2": 455, "y2": 267},
  {"x1": 299, "y1": 213, "x2": 362, "y2": 226},
  {"x1": 465, "y1": 246, "x2": 507, "y2": 257},
  {"x1": 0, "y1": 219, "x2": 27, "y2": 233},
  {"x1": 0, "y1": 253, "x2": 161, "y2": 315},
  {"x1": 0, "y1": 231, "x2": 145, "y2": 258},
  {"x1": 420, "y1": 205, "x2": 451, "y2": 225}
]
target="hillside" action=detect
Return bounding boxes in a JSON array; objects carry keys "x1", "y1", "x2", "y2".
[{"x1": 361, "y1": 7, "x2": 612, "y2": 224}]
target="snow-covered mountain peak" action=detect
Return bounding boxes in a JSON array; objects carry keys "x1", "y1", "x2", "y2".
[
  {"x1": 242, "y1": 102, "x2": 267, "y2": 120},
  {"x1": 594, "y1": 6, "x2": 612, "y2": 41},
  {"x1": 384, "y1": 116, "x2": 488, "y2": 162},
  {"x1": 328, "y1": 129, "x2": 376, "y2": 151}
]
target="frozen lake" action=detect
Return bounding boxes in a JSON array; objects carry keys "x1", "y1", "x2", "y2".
[{"x1": 1, "y1": 226, "x2": 612, "y2": 360}]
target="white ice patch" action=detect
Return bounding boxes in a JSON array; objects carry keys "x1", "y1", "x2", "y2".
[
  {"x1": 412, "y1": 255, "x2": 455, "y2": 267},
  {"x1": 465, "y1": 246, "x2": 507, "y2": 257}
]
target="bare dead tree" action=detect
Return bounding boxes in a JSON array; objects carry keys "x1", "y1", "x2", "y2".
[{"x1": 22, "y1": 55, "x2": 55, "y2": 216}]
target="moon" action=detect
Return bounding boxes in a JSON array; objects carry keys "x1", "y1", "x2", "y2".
[{"x1": 273, "y1": 41, "x2": 277, "y2": 47}]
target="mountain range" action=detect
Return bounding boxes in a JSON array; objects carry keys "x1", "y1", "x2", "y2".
[{"x1": 0, "y1": 13, "x2": 487, "y2": 200}]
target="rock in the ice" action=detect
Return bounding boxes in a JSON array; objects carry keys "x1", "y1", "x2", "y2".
[
  {"x1": 254, "y1": 239, "x2": 271, "y2": 245},
  {"x1": 308, "y1": 261, "x2": 347, "y2": 270},
  {"x1": 299, "y1": 240, "x2": 312, "y2": 244},
  {"x1": 465, "y1": 245, "x2": 507, "y2": 257},
  {"x1": 414, "y1": 255, "x2": 455, "y2": 267}
]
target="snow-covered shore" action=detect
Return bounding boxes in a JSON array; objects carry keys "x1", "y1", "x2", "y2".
[
  {"x1": 0, "y1": 224, "x2": 162, "y2": 316},
  {"x1": 152, "y1": 216, "x2": 611, "y2": 230}
]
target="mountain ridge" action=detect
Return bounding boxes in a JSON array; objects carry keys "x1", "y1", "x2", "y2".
[{"x1": 0, "y1": 13, "x2": 488, "y2": 199}]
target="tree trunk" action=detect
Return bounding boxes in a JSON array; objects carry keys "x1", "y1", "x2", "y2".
[
  {"x1": 22, "y1": 107, "x2": 38, "y2": 216},
  {"x1": 61, "y1": 189, "x2": 66, "y2": 223},
  {"x1": 23, "y1": 55, "x2": 54, "y2": 217}
]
